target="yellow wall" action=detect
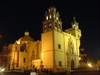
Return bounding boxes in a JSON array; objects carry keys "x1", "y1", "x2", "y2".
[
  {"x1": 5, "y1": 26, "x2": 81, "y2": 72},
  {"x1": 41, "y1": 30, "x2": 54, "y2": 68},
  {"x1": 54, "y1": 30, "x2": 65, "y2": 68},
  {"x1": 41, "y1": 29, "x2": 81, "y2": 71},
  {"x1": 19, "y1": 51, "x2": 29, "y2": 68}
]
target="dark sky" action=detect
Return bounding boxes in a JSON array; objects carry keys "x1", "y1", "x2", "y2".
[{"x1": 0, "y1": 0, "x2": 99, "y2": 62}]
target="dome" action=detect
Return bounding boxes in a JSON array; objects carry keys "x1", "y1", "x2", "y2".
[
  {"x1": 20, "y1": 36, "x2": 34, "y2": 41},
  {"x1": 18, "y1": 31, "x2": 34, "y2": 42}
]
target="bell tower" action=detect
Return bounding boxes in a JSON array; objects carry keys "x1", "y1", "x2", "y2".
[
  {"x1": 71, "y1": 17, "x2": 79, "y2": 29},
  {"x1": 41, "y1": 6, "x2": 81, "y2": 72},
  {"x1": 65, "y1": 16, "x2": 81, "y2": 39},
  {"x1": 71, "y1": 16, "x2": 81, "y2": 39},
  {"x1": 41, "y1": 6, "x2": 63, "y2": 70},
  {"x1": 42, "y1": 6, "x2": 62, "y2": 33}
]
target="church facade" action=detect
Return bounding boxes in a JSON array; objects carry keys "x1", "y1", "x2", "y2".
[{"x1": 1, "y1": 6, "x2": 81, "y2": 72}]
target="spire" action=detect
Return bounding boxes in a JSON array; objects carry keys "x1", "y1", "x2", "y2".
[
  {"x1": 73, "y1": 16, "x2": 76, "y2": 22},
  {"x1": 72, "y1": 13, "x2": 76, "y2": 21},
  {"x1": 71, "y1": 16, "x2": 79, "y2": 29}
]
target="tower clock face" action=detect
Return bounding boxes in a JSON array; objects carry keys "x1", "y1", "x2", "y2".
[
  {"x1": 49, "y1": 15, "x2": 51, "y2": 19},
  {"x1": 73, "y1": 24, "x2": 75, "y2": 27}
]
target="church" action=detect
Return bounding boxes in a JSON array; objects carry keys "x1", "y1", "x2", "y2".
[{"x1": 0, "y1": 6, "x2": 81, "y2": 72}]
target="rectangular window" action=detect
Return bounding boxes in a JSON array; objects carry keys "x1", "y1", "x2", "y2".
[
  {"x1": 59, "y1": 61, "x2": 62, "y2": 67},
  {"x1": 23, "y1": 58, "x2": 26, "y2": 63},
  {"x1": 58, "y1": 44, "x2": 61, "y2": 49}
]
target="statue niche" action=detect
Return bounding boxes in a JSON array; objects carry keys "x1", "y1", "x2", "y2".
[{"x1": 68, "y1": 39, "x2": 74, "y2": 54}]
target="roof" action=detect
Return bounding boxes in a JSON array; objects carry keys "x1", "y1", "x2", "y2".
[{"x1": 18, "y1": 31, "x2": 34, "y2": 42}]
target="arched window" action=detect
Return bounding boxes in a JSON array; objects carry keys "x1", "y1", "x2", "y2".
[
  {"x1": 44, "y1": 25, "x2": 47, "y2": 29},
  {"x1": 43, "y1": 24, "x2": 48, "y2": 32},
  {"x1": 46, "y1": 16, "x2": 48, "y2": 20},
  {"x1": 49, "y1": 14, "x2": 52, "y2": 19},
  {"x1": 48, "y1": 23, "x2": 52, "y2": 28}
]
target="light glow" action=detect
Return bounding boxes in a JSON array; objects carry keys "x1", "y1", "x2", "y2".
[
  {"x1": 49, "y1": 15, "x2": 51, "y2": 18},
  {"x1": 73, "y1": 24, "x2": 75, "y2": 27},
  {"x1": 56, "y1": 17, "x2": 58, "y2": 20},
  {"x1": 88, "y1": 63, "x2": 92, "y2": 67},
  {"x1": 16, "y1": 41, "x2": 20, "y2": 44},
  {"x1": 0, "y1": 68, "x2": 5, "y2": 72},
  {"x1": 46, "y1": 16, "x2": 48, "y2": 20}
]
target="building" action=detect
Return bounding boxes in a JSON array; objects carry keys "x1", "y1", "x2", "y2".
[
  {"x1": 0, "y1": 44, "x2": 8, "y2": 68},
  {"x1": 0, "y1": 6, "x2": 81, "y2": 72},
  {"x1": 79, "y1": 48, "x2": 87, "y2": 67}
]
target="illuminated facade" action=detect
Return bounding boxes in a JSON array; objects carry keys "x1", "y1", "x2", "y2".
[
  {"x1": 6, "y1": 32, "x2": 41, "y2": 71},
  {"x1": 41, "y1": 6, "x2": 81, "y2": 72},
  {"x1": 1, "y1": 6, "x2": 81, "y2": 72}
]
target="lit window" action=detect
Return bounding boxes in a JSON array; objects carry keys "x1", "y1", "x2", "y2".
[
  {"x1": 46, "y1": 16, "x2": 48, "y2": 20},
  {"x1": 49, "y1": 15, "x2": 52, "y2": 18}
]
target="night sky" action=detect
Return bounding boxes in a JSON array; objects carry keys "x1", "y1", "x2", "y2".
[{"x1": 0, "y1": 0, "x2": 99, "y2": 62}]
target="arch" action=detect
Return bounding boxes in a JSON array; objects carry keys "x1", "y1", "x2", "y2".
[{"x1": 71, "y1": 60, "x2": 74, "y2": 70}]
